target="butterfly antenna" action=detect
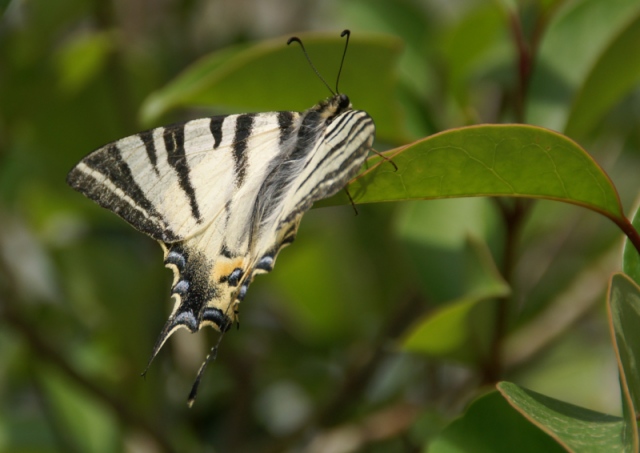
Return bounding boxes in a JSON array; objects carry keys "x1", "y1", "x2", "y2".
[
  {"x1": 335, "y1": 29, "x2": 350, "y2": 94},
  {"x1": 288, "y1": 36, "x2": 335, "y2": 95}
]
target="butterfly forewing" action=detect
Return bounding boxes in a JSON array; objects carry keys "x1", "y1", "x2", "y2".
[
  {"x1": 255, "y1": 108, "x2": 374, "y2": 259},
  {"x1": 67, "y1": 114, "x2": 287, "y2": 243}
]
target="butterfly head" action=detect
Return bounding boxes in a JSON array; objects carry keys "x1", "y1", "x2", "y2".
[
  {"x1": 316, "y1": 93, "x2": 353, "y2": 122},
  {"x1": 335, "y1": 93, "x2": 351, "y2": 112}
]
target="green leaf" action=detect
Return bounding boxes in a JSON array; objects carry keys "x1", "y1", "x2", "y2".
[
  {"x1": 439, "y1": 4, "x2": 506, "y2": 107},
  {"x1": 622, "y1": 207, "x2": 640, "y2": 285},
  {"x1": 402, "y1": 297, "x2": 492, "y2": 364},
  {"x1": 526, "y1": 0, "x2": 640, "y2": 130},
  {"x1": 140, "y1": 31, "x2": 408, "y2": 144},
  {"x1": 498, "y1": 382, "x2": 625, "y2": 453},
  {"x1": 400, "y1": 235, "x2": 508, "y2": 364},
  {"x1": 427, "y1": 390, "x2": 564, "y2": 452},
  {"x1": 565, "y1": 12, "x2": 640, "y2": 138},
  {"x1": 607, "y1": 273, "x2": 640, "y2": 452},
  {"x1": 323, "y1": 125, "x2": 623, "y2": 222}
]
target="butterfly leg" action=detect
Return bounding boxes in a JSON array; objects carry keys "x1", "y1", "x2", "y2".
[
  {"x1": 370, "y1": 147, "x2": 398, "y2": 171},
  {"x1": 344, "y1": 187, "x2": 358, "y2": 215}
]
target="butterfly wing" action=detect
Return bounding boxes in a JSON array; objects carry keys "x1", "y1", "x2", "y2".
[
  {"x1": 67, "y1": 112, "x2": 298, "y2": 341},
  {"x1": 67, "y1": 113, "x2": 294, "y2": 242},
  {"x1": 252, "y1": 105, "x2": 376, "y2": 267}
]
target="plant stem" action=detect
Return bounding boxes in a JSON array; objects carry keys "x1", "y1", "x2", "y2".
[
  {"x1": 507, "y1": 10, "x2": 530, "y2": 123},
  {"x1": 484, "y1": 1, "x2": 554, "y2": 383},
  {"x1": 484, "y1": 198, "x2": 531, "y2": 383},
  {"x1": 613, "y1": 215, "x2": 640, "y2": 257}
]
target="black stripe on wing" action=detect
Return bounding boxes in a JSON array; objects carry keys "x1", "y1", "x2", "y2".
[
  {"x1": 232, "y1": 114, "x2": 255, "y2": 187},
  {"x1": 250, "y1": 110, "x2": 315, "y2": 222},
  {"x1": 323, "y1": 109, "x2": 357, "y2": 142},
  {"x1": 289, "y1": 110, "x2": 322, "y2": 161},
  {"x1": 138, "y1": 130, "x2": 160, "y2": 176},
  {"x1": 164, "y1": 125, "x2": 202, "y2": 223},
  {"x1": 297, "y1": 111, "x2": 372, "y2": 191},
  {"x1": 67, "y1": 143, "x2": 178, "y2": 242},
  {"x1": 280, "y1": 112, "x2": 374, "y2": 226},
  {"x1": 277, "y1": 111, "x2": 295, "y2": 145},
  {"x1": 210, "y1": 117, "x2": 224, "y2": 149}
]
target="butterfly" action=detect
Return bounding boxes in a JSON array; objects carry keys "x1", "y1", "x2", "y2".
[{"x1": 67, "y1": 30, "x2": 376, "y2": 404}]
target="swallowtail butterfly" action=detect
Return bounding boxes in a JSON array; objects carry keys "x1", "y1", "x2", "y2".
[{"x1": 67, "y1": 30, "x2": 375, "y2": 404}]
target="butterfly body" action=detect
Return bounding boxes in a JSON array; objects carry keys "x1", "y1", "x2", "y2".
[{"x1": 67, "y1": 93, "x2": 375, "y2": 360}]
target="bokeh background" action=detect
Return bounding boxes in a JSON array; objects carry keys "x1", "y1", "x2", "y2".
[{"x1": 2, "y1": 0, "x2": 640, "y2": 452}]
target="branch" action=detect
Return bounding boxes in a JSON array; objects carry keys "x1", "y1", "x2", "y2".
[{"x1": 614, "y1": 215, "x2": 640, "y2": 258}]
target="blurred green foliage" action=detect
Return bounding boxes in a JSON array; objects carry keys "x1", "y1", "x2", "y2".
[{"x1": 2, "y1": 0, "x2": 640, "y2": 452}]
